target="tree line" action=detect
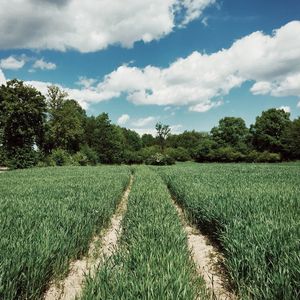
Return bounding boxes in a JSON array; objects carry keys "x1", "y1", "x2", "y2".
[{"x1": 0, "y1": 79, "x2": 299, "y2": 168}]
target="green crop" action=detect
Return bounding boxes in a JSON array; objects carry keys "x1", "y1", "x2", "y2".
[
  {"x1": 0, "y1": 166, "x2": 130, "y2": 300},
  {"x1": 156, "y1": 162, "x2": 300, "y2": 299},
  {"x1": 81, "y1": 166, "x2": 207, "y2": 300}
]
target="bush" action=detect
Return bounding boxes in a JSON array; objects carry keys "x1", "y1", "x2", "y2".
[
  {"x1": 123, "y1": 150, "x2": 143, "y2": 164},
  {"x1": 193, "y1": 139, "x2": 217, "y2": 162},
  {"x1": 166, "y1": 147, "x2": 191, "y2": 162},
  {"x1": 72, "y1": 151, "x2": 89, "y2": 166},
  {"x1": 246, "y1": 151, "x2": 281, "y2": 163},
  {"x1": 210, "y1": 147, "x2": 245, "y2": 162},
  {"x1": 6, "y1": 147, "x2": 39, "y2": 169},
  {"x1": 50, "y1": 148, "x2": 71, "y2": 166},
  {"x1": 145, "y1": 153, "x2": 175, "y2": 166},
  {"x1": 139, "y1": 146, "x2": 161, "y2": 161},
  {"x1": 80, "y1": 146, "x2": 98, "y2": 165}
]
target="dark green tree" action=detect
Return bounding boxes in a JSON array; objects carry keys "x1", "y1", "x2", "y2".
[
  {"x1": 250, "y1": 108, "x2": 291, "y2": 154},
  {"x1": 141, "y1": 133, "x2": 156, "y2": 147},
  {"x1": 92, "y1": 113, "x2": 125, "y2": 164},
  {"x1": 282, "y1": 117, "x2": 300, "y2": 159},
  {"x1": 211, "y1": 117, "x2": 250, "y2": 152},
  {"x1": 45, "y1": 86, "x2": 86, "y2": 153},
  {"x1": 0, "y1": 79, "x2": 47, "y2": 167},
  {"x1": 122, "y1": 128, "x2": 142, "y2": 151},
  {"x1": 155, "y1": 122, "x2": 171, "y2": 151}
]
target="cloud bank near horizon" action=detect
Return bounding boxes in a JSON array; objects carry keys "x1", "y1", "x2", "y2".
[{"x1": 1, "y1": 21, "x2": 300, "y2": 112}]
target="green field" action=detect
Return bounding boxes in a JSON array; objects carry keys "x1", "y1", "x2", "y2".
[
  {"x1": 0, "y1": 166, "x2": 130, "y2": 299},
  {"x1": 0, "y1": 163, "x2": 299, "y2": 299}
]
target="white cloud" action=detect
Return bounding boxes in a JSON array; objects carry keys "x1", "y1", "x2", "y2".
[
  {"x1": 25, "y1": 80, "x2": 113, "y2": 109},
  {"x1": 297, "y1": 101, "x2": 300, "y2": 108},
  {"x1": 0, "y1": 0, "x2": 214, "y2": 52},
  {"x1": 93, "y1": 21, "x2": 300, "y2": 112},
  {"x1": 33, "y1": 58, "x2": 56, "y2": 70},
  {"x1": 76, "y1": 76, "x2": 97, "y2": 89},
  {"x1": 117, "y1": 114, "x2": 130, "y2": 125},
  {"x1": 278, "y1": 106, "x2": 291, "y2": 113},
  {"x1": 178, "y1": 0, "x2": 216, "y2": 26},
  {"x1": 0, "y1": 69, "x2": 6, "y2": 85},
  {"x1": 132, "y1": 116, "x2": 156, "y2": 127},
  {"x1": 0, "y1": 56, "x2": 25, "y2": 70}
]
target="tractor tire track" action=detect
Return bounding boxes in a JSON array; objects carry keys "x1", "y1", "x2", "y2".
[{"x1": 44, "y1": 175, "x2": 133, "y2": 300}]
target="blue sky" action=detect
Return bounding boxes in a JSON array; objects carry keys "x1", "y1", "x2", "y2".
[{"x1": 0, "y1": 0, "x2": 300, "y2": 134}]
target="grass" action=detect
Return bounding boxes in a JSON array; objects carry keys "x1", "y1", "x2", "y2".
[
  {"x1": 156, "y1": 162, "x2": 300, "y2": 299},
  {"x1": 0, "y1": 166, "x2": 130, "y2": 300},
  {"x1": 81, "y1": 166, "x2": 207, "y2": 300}
]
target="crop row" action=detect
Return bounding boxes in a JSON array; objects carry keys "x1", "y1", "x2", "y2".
[
  {"x1": 81, "y1": 166, "x2": 207, "y2": 299},
  {"x1": 157, "y1": 163, "x2": 300, "y2": 299},
  {"x1": 0, "y1": 166, "x2": 130, "y2": 300}
]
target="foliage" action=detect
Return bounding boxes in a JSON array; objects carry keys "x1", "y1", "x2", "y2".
[
  {"x1": 82, "y1": 166, "x2": 206, "y2": 299},
  {"x1": 123, "y1": 150, "x2": 143, "y2": 164},
  {"x1": 156, "y1": 122, "x2": 171, "y2": 151},
  {"x1": 157, "y1": 163, "x2": 300, "y2": 300},
  {"x1": 50, "y1": 148, "x2": 71, "y2": 166},
  {"x1": 211, "y1": 117, "x2": 250, "y2": 153},
  {"x1": 6, "y1": 147, "x2": 39, "y2": 169},
  {"x1": 145, "y1": 152, "x2": 175, "y2": 165},
  {"x1": 0, "y1": 166, "x2": 131, "y2": 299},
  {"x1": 250, "y1": 108, "x2": 291, "y2": 154},
  {"x1": 44, "y1": 86, "x2": 86, "y2": 153},
  {"x1": 80, "y1": 145, "x2": 98, "y2": 165},
  {"x1": 165, "y1": 147, "x2": 191, "y2": 162},
  {"x1": 0, "y1": 79, "x2": 47, "y2": 167}
]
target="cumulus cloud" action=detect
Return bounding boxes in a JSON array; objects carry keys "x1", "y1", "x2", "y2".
[
  {"x1": 117, "y1": 114, "x2": 130, "y2": 125},
  {"x1": 3, "y1": 21, "x2": 299, "y2": 113},
  {"x1": 0, "y1": 56, "x2": 25, "y2": 70},
  {"x1": 132, "y1": 116, "x2": 157, "y2": 127},
  {"x1": 93, "y1": 21, "x2": 300, "y2": 112},
  {"x1": 76, "y1": 76, "x2": 97, "y2": 89},
  {"x1": 25, "y1": 80, "x2": 112, "y2": 109},
  {"x1": 0, "y1": 0, "x2": 214, "y2": 52},
  {"x1": 32, "y1": 58, "x2": 56, "y2": 70}
]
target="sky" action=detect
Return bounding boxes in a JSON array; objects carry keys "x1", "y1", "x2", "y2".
[{"x1": 0, "y1": 0, "x2": 300, "y2": 135}]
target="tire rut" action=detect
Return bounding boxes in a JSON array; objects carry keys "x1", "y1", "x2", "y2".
[
  {"x1": 172, "y1": 198, "x2": 236, "y2": 300},
  {"x1": 44, "y1": 175, "x2": 133, "y2": 300}
]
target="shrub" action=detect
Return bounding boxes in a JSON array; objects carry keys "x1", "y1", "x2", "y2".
[
  {"x1": 80, "y1": 146, "x2": 98, "y2": 165},
  {"x1": 50, "y1": 148, "x2": 71, "y2": 166},
  {"x1": 145, "y1": 153, "x2": 175, "y2": 166},
  {"x1": 72, "y1": 151, "x2": 89, "y2": 166},
  {"x1": 166, "y1": 147, "x2": 191, "y2": 162},
  {"x1": 6, "y1": 147, "x2": 39, "y2": 169},
  {"x1": 210, "y1": 147, "x2": 245, "y2": 162},
  {"x1": 245, "y1": 150, "x2": 281, "y2": 163},
  {"x1": 123, "y1": 150, "x2": 143, "y2": 164}
]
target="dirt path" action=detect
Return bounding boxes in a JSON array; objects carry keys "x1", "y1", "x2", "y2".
[
  {"x1": 44, "y1": 175, "x2": 133, "y2": 300},
  {"x1": 172, "y1": 199, "x2": 235, "y2": 300}
]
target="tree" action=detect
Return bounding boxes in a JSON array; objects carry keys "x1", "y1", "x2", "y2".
[
  {"x1": 211, "y1": 117, "x2": 250, "y2": 152},
  {"x1": 155, "y1": 122, "x2": 171, "y2": 151},
  {"x1": 44, "y1": 86, "x2": 86, "y2": 153},
  {"x1": 250, "y1": 108, "x2": 291, "y2": 154},
  {"x1": 92, "y1": 113, "x2": 125, "y2": 164},
  {"x1": 141, "y1": 133, "x2": 156, "y2": 147},
  {"x1": 122, "y1": 128, "x2": 142, "y2": 151},
  {"x1": 0, "y1": 79, "x2": 47, "y2": 167},
  {"x1": 282, "y1": 117, "x2": 300, "y2": 159}
]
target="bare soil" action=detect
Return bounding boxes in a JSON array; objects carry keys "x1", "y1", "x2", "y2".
[
  {"x1": 44, "y1": 175, "x2": 133, "y2": 300},
  {"x1": 172, "y1": 200, "x2": 236, "y2": 300}
]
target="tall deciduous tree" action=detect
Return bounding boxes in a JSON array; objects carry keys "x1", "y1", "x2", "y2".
[
  {"x1": 45, "y1": 86, "x2": 86, "y2": 153},
  {"x1": 0, "y1": 79, "x2": 47, "y2": 167},
  {"x1": 155, "y1": 122, "x2": 171, "y2": 151},
  {"x1": 211, "y1": 117, "x2": 250, "y2": 152},
  {"x1": 250, "y1": 108, "x2": 291, "y2": 154}
]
